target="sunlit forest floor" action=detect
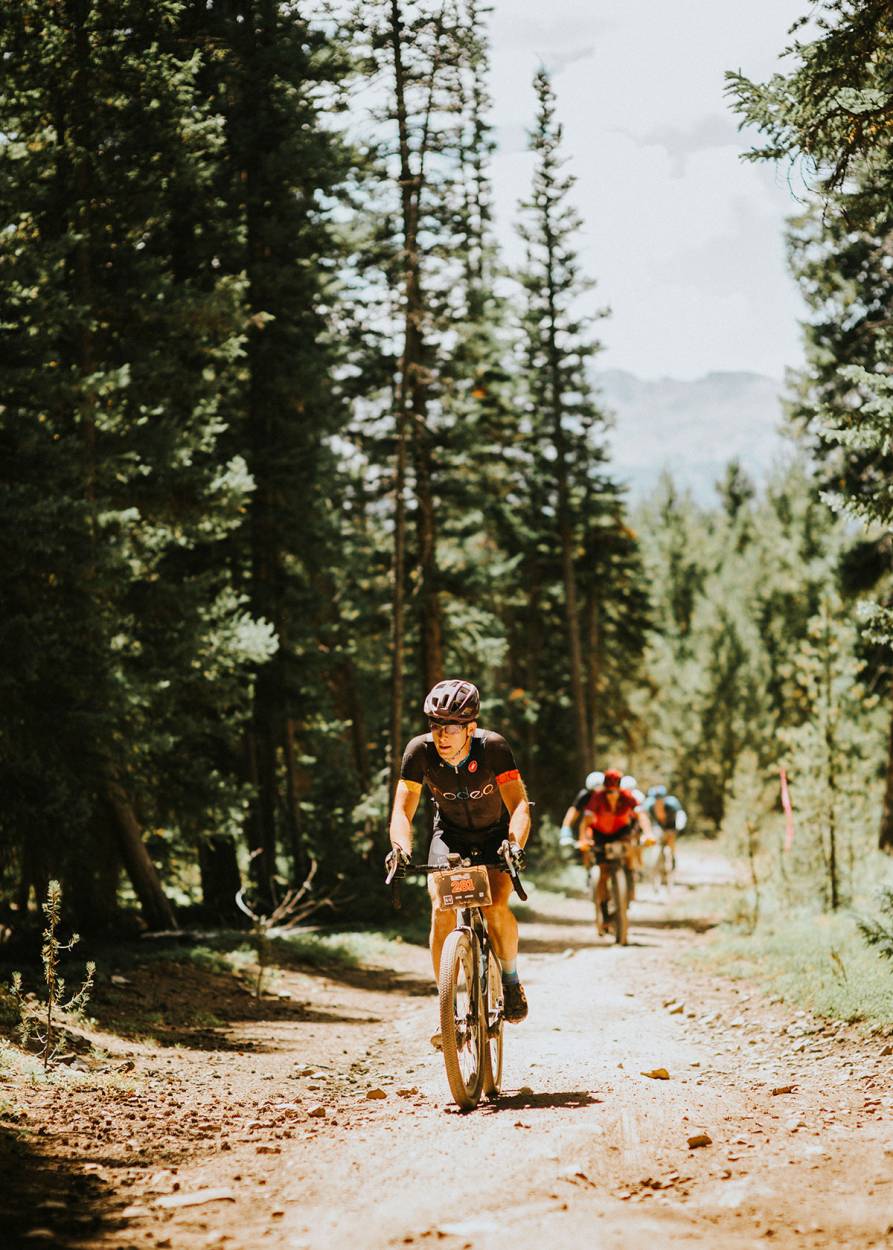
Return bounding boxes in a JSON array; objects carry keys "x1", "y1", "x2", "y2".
[{"x1": 1, "y1": 843, "x2": 891, "y2": 1249}]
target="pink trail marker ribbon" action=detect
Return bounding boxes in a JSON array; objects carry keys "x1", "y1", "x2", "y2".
[{"x1": 780, "y1": 768, "x2": 795, "y2": 851}]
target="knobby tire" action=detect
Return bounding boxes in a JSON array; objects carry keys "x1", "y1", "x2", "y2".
[
  {"x1": 482, "y1": 947, "x2": 503, "y2": 1098},
  {"x1": 439, "y1": 928, "x2": 485, "y2": 1111},
  {"x1": 610, "y1": 862, "x2": 629, "y2": 945}
]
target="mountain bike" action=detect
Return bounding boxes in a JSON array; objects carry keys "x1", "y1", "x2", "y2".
[
  {"x1": 591, "y1": 838, "x2": 631, "y2": 945},
  {"x1": 641, "y1": 826, "x2": 674, "y2": 889},
  {"x1": 386, "y1": 840, "x2": 527, "y2": 1112}
]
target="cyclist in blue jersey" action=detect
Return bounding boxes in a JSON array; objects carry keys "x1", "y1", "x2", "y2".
[{"x1": 643, "y1": 784, "x2": 687, "y2": 870}]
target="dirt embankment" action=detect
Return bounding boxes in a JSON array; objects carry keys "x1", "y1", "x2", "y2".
[{"x1": 2, "y1": 850, "x2": 891, "y2": 1250}]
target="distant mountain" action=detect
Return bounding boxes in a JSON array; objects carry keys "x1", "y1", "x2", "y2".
[{"x1": 594, "y1": 369, "x2": 790, "y2": 504}]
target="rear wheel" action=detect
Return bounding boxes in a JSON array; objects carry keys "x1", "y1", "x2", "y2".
[
  {"x1": 609, "y1": 863, "x2": 629, "y2": 945},
  {"x1": 659, "y1": 841, "x2": 674, "y2": 888},
  {"x1": 482, "y1": 948, "x2": 504, "y2": 1098},
  {"x1": 439, "y1": 929, "x2": 485, "y2": 1111}
]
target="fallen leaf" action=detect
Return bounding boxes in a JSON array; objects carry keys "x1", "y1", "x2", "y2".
[
  {"x1": 156, "y1": 1188, "x2": 235, "y2": 1210},
  {"x1": 669, "y1": 1004, "x2": 684, "y2": 1015},
  {"x1": 365, "y1": 1088, "x2": 387, "y2": 1100},
  {"x1": 518, "y1": 1086, "x2": 534, "y2": 1095},
  {"x1": 687, "y1": 1133, "x2": 712, "y2": 1149},
  {"x1": 771, "y1": 1085, "x2": 795, "y2": 1096},
  {"x1": 396, "y1": 1088, "x2": 418, "y2": 1097},
  {"x1": 307, "y1": 1106, "x2": 327, "y2": 1118},
  {"x1": 641, "y1": 1068, "x2": 670, "y2": 1080},
  {"x1": 256, "y1": 1145, "x2": 281, "y2": 1154}
]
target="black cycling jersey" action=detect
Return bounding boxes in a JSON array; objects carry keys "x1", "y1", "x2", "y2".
[
  {"x1": 400, "y1": 728, "x2": 520, "y2": 842},
  {"x1": 572, "y1": 787, "x2": 592, "y2": 812}
]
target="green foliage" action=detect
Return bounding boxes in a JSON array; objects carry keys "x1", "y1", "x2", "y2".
[
  {"x1": 635, "y1": 457, "x2": 846, "y2": 832},
  {"x1": 780, "y1": 597, "x2": 882, "y2": 909},
  {"x1": 695, "y1": 906, "x2": 893, "y2": 1028},
  {"x1": 859, "y1": 887, "x2": 893, "y2": 961},
  {"x1": 11, "y1": 882, "x2": 95, "y2": 1071}
]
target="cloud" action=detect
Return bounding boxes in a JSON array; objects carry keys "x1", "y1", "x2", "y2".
[
  {"x1": 619, "y1": 114, "x2": 742, "y2": 177},
  {"x1": 545, "y1": 44, "x2": 597, "y2": 76}
]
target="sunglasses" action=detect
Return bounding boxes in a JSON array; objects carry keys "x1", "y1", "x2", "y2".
[{"x1": 428, "y1": 720, "x2": 466, "y2": 736}]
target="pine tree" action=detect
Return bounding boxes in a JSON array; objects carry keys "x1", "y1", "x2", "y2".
[
  {"x1": 728, "y1": 0, "x2": 893, "y2": 851},
  {"x1": 178, "y1": 0, "x2": 357, "y2": 901},
  {"x1": 516, "y1": 67, "x2": 611, "y2": 777},
  {"x1": 0, "y1": 0, "x2": 268, "y2": 930}
]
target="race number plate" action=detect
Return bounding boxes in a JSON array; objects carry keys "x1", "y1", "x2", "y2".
[{"x1": 432, "y1": 864, "x2": 492, "y2": 910}]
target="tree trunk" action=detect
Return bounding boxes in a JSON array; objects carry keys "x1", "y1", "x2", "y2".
[
  {"x1": 284, "y1": 717, "x2": 311, "y2": 882},
  {"x1": 388, "y1": 0, "x2": 445, "y2": 766},
  {"x1": 879, "y1": 694, "x2": 893, "y2": 852},
  {"x1": 544, "y1": 232, "x2": 589, "y2": 775},
  {"x1": 389, "y1": 387, "x2": 408, "y2": 802},
  {"x1": 413, "y1": 425, "x2": 444, "y2": 693},
  {"x1": 584, "y1": 583, "x2": 601, "y2": 759},
  {"x1": 244, "y1": 712, "x2": 278, "y2": 900},
  {"x1": 104, "y1": 777, "x2": 176, "y2": 931},
  {"x1": 551, "y1": 399, "x2": 589, "y2": 776},
  {"x1": 242, "y1": 0, "x2": 283, "y2": 900},
  {"x1": 199, "y1": 836, "x2": 243, "y2": 924}
]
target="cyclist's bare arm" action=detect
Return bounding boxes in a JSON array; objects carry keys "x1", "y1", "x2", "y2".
[
  {"x1": 389, "y1": 779, "x2": 421, "y2": 857},
  {"x1": 560, "y1": 804, "x2": 580, "y2": 829},
  {"x1": 577, "y1": 810, "x2": 595, "y2": 849},
  {"x1": 499, "y1": 776, "x2": 531, "y2": 848}
]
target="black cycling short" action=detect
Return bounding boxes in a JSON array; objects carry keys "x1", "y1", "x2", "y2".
[
  {"x1": 429, "y1": 827, "x2": 506, "y2": 867},
  {"x1": 593, "y1": 823, "x2": 634, "y2": 863}
]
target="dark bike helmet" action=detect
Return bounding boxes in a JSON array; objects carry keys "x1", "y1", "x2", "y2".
[
  {"x1": 602, "y1": 768, "x2": 623, "y2": 789},
  {"x1": 423, "y1": 678, "x2": 480, "y2": 724}
]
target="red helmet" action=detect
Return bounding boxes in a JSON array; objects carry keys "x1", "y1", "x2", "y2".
[
  {"x1": 602, "y1": 769, "x2": 622, "y2": 789},
  {"x1": 423, "y1": 679, "x2": 480, "y2": 724}
]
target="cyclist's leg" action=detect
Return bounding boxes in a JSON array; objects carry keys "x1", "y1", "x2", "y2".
[
  {"x1": 483, "y1": 867, "x2": 527, "y2": 1022},
  {"x1": 481, "y1": 867, "x2": 517, "y2": 964}
]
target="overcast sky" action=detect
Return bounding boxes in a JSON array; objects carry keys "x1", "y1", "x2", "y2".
[{"x1": 488, "y1": 0, "x2": 810, "y2": 381}]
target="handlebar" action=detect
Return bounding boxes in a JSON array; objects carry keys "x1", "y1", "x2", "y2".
[{"x1": 385, "y1": 842, "x2": 528, "y2": 905}]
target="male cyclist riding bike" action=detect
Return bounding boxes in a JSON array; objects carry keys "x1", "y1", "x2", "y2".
[
  {"x1": 386, "y1": 679, "x2": 531, "y2": 1029},
  {"x1": 558, "y1": 770, "x2": 604, "y2": 854},
  {"x1": 577, "y1": 768, "x2": 642, "y2": 935},
  {"x1": 643, "y1": 784, "x2": 687, "y2": 869}
]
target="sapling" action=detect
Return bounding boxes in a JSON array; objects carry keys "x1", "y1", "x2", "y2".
[{"x1": 11, "y1": 880, "x2": 95, "y2": 1072}]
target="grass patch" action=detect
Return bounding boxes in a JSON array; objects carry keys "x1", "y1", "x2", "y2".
[{"x1": 690, "y1": 907, "x2": 893, "y2": 1028}]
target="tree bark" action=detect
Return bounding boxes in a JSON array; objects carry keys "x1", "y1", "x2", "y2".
[
  {"x1": 284, "y1": 716, "x2": 311, "y2": 882},
  {"x1": 104, "y1": 777, "x2": 176, "y2": 931},
  {"x1": 584, "y1": 582, "x2": 601, "y2": 760},
  {"x1": 879, "y1": 694, "x2": 893, "y2": 852},
  {"x1": 198, "y1": 836, "x2": 243, "y2": 924},
  {"x1": 546, "y1": 292, "x2": 589, "y2": 774},
  {"x1": 388, "y1": 0, "x2": 445, "y2": 754}
]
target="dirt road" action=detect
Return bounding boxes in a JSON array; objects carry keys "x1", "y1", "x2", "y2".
[{"x1": 3, "y1": 850, "x2": 892, "y2": 1249}]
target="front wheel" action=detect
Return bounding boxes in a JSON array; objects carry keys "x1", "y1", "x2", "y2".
[
  {"x1": 439, "y1": 929, "x2": 485, "y2": 1111},
  {"x1": 482, "y1": 948, "x2": 504, "y2": 1098},
  {"x1": 608, "y1": 863, "x2": 629, "y2": 946}
]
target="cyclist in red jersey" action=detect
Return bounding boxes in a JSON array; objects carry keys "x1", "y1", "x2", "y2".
[
  {"x1": 386, "y1": 679, "x2": 531, "y2": 1031},
  {"x1": 578, "y1": 769, "x2": 642, "y2": 934}
]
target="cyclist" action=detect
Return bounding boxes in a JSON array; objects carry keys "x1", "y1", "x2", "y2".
[
  {"x1": 558, "y1": 770, "x2": 604, "y2": 854},
  {"x1": 577, "y1": 768, "x2": 642, "y2": 934},
  {"x1": 386, "y1": 678, "x2": 531, "y2": 1030},
  {"x1": 643, "y1": 784, "x2": 687, "y2": 869}
]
